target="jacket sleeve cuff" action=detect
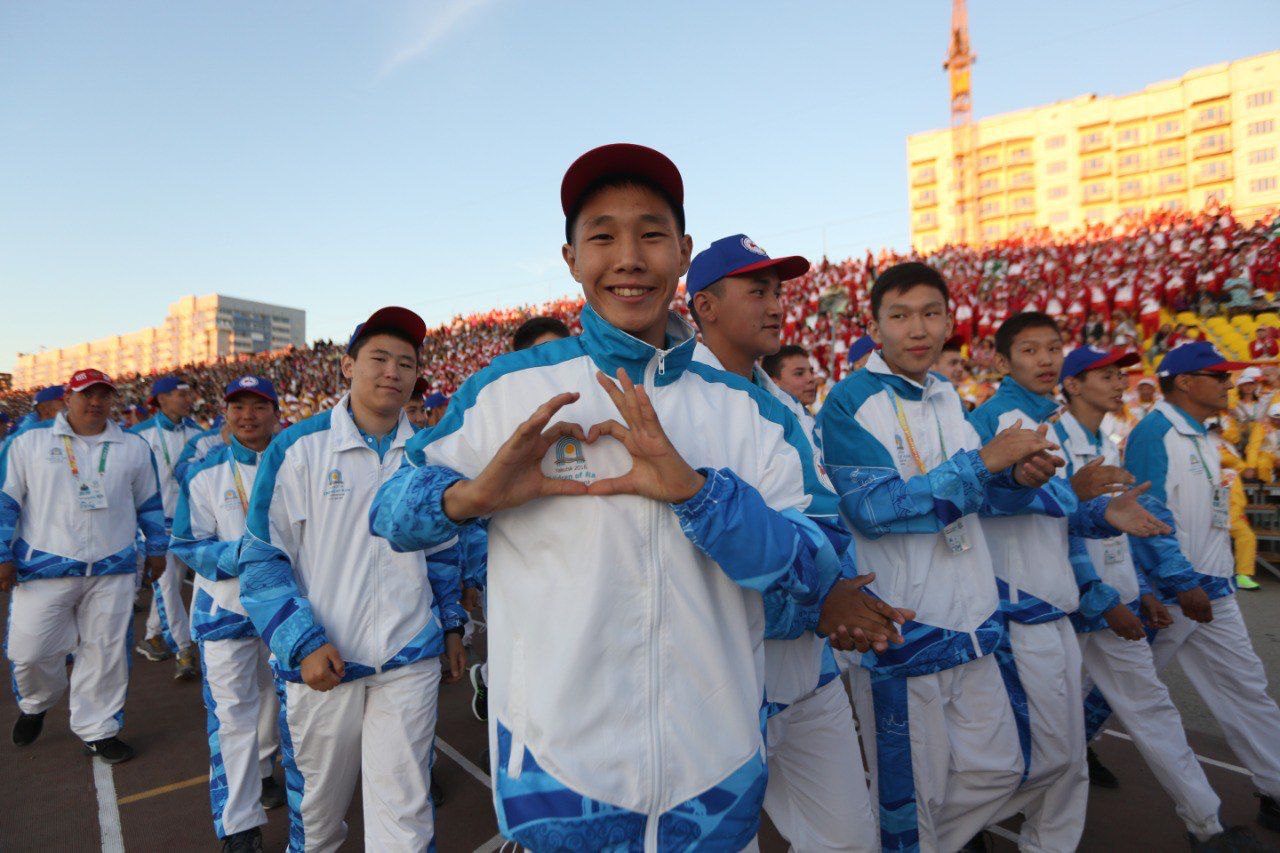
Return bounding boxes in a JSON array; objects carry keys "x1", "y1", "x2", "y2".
[
  {"x1": 966, "y1": 449, "x2": 997, "y2": 484},
  {"x1": 670, "y1": 467, "x2": 719, "y2": 519},
  {"x1": 289, "y1": 628, "x2": 329, "y2": 670},
  {"x1": 1078, "y1": 580, "x2": 1122, "y2": 621}
]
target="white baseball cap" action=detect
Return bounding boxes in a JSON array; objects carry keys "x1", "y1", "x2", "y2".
[{"x1": 1237, "y1": 367, "x2": 1263, "y2": 386}]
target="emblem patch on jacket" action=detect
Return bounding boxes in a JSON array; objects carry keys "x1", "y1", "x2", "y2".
[
  {"x1": 322, "y1": 468, "x2": 349, "y2": 500},
  {"x1": 548, "y1": 436, "x2": 595, "y2": 483}
]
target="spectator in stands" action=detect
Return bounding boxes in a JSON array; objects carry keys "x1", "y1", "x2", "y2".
[
  {"x1": 510, "y1": 316, "x2": 572, "y2": 352},
  {"x1": 423, "y1": 393, "x2": 448, "y2": 429},
  {"x1": 405, "y1": 379, "x2": 430, "y2": 431},
  {"x1": 846, "y1": 336, "x2": 876, "y2": 371},
  {"x1": 761, "y1": 344, "x2": 818, "y2": 410},
  {"x1": 1251, "y1": 326, "x2": 1279, "y2": 360}
]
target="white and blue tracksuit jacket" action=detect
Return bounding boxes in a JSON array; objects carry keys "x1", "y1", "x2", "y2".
[
  {"x1": 968, "y1": 378, "x2": 1125, "y2": 624},
  {"x1": 174, "y1": 425, "x2": 227, "y2": 485},
  {"x1": 0, "y1": 414, "x2": 168, "y2": 579},
  {"x1": 1124, "y1": 401, "x2": 1232, "y2": 601},
  {"x1": 171, "y1": 437, "x2": 262, "y2": 643},
  {"x1": 370, "y1": 305, "x2": 842, "y2": 853},
  {"x1": 130, "y1": 412, "x2": 203, "y2": 525},
  {"x1": 236, "y1": 396, "x2": 466, "y2": 684}
]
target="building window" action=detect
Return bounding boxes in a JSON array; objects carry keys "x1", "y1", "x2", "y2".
[
  {"x1": 1121, "y1": 205, "x2": 1145, "y2": 217},
  {"x1": 914, "y1": 166, "x2": 936, "y2": 184},
  {"x1": 1117, "y1": 127, "x2": 1142, "y2": 146},
  {"x1": 1046, "y1": 135, "x2": 1066, "y2": 149},
  {"x1": 1157, "y1": 144, "x2": 1184, "y2": 164},
  {"x1": 1080, "y1": 130, "x2": 1107, "y2": 151},
  {"x1": 979, "y1": 154, "x2": 1000, "y2": 170},
  {"x1": 979, "y1": 177, "x2": 1000, "y2": 193},
  {"x1": 1008, "y1": 146, "x2": 1032, "y2": 163},
  {"x1": 917, "y1": 189, "x2": 937, "y2": 205},
  {"x1": 1157, "y1": 172, "x2": 1185, "y2": 191},
  {"x1": 1246, "y1": 91, "x2": 1274, "y2": 109},
  {"x1": 1248, "y1": 148, "x2": 1277, "y2": 165},
  {"x1": 1082, "y1": 156, "x2": 1108, "y2": 177},
  {"x1": 1119, "y1": 178, "x2": 1143, "y2": 196},
  {"x1": 1248, "y1": 120, "x2": 1275, "y2": 136},
  {"x1": 1083, "y1": 181, "x2": 1109, "y2": 200},
  {"x1": 1047, "y1": 160, "x2": 1067, "y2": 174},
  {"x1": 1048, "y1": 185, "x2": 1068, "y2": 199},
  {"x1": 1197, "y1": 161, "x2": 1230, "y2": 183},
  {"x1": 1194, "y1": 104, "x2": 1229, "y2": 128},
  {"x1": 918, "y1": 211, "x2": 938, "y2": 227},
  {"x1": 1194, "y1": 132, "x2": 1230, "y2": 156},
  {"x1": 979, "y1": 200, "x2": 1001, "y2": 216},
  {"x1": 1251, "y1": 177, "x2": 1278, "y2": 193},
  {"x1": 1155, "y1": 118, "x2": 1183, "y2": 138},
  {"x1": 1009, "y1": 172, "x2": 1034, "y2": 188}
]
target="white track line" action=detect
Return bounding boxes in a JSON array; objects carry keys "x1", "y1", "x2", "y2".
[
  {"x1": 92, "y1": 757, "x2": 125, "y2": 853},
  {"x1": 473, "y1": 833, "x2": 507, "y2": 853},
  {"x1": 1102, "y1": 728, "x2": 1252, "y2": 776},
  {"x1": 437, "y1": 737, "x2": 492, "y2": 789}
]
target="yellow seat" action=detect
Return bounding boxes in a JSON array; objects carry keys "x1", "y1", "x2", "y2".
[
  {"x1": 1259, "y1": 313, "x2": 1280, "y2": 328},
  {"x1": 1177, "y1": 311, "x2": 1198, "y2": 325}
]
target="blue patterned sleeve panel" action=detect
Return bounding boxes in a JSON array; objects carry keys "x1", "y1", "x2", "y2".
[
  {"x1": 0, "y1": 436, "x2": 23, "y2": 564},
  {"x1": 1123, "y1": 424, "x2": 1199, "y2": 595},
  {"x1": 671, "y1": 467, "x2": 839, "y2": 606},
  {"x1": 238, "y1": 437, "x2": 328, "y2": 669},
  {"x1": 1068, "y1": 495, "x2": 1120, "y2": 539},
  {"x1": 130, "y1": 436, "x2": 169, "y2": 555},
  {"x1": 763, "y1": 539, "x2": 857, "y2": 640},
  {"x1": 1069, "y1": 534, "x2": 1121, "y2": 620},
  {"x1": 980, "y1": 470, "x2": 1076, "y2": 519},
  {"x1": 170, "y1": 474, "x2": 234, "y2": 581},
  {"x1": 427, "y1": 538, "x2": 468, "y2": 632},
  {"x1": 460, "y1": 521, "x2": 489, "y2": 591},
  {"x1": 369, "y1": 461, "x2": 470, "y2": 553}
]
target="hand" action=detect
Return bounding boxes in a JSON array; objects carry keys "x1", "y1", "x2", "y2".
[
  {"x1": 442, "y1": 633, "x2": 466, "y2": 684},
  {"x1": 585, "y1": 369, "x2": 705, "y2": 503},
  {"x1": 143, "y1": 555, "x2": 167, "y2": 583},
  {"x1": 0, "y1": 561, "x2": 16, "y2": 593},
  {"x1": 1070, "y1": 457, "x2": 1136, "y2": 501},
  {"x1": 1103, "y1": 603, "x2": 1146, "y2": 641},
  {"x1": 818, "y1": 574, "x2": 915, "y2": 654},
  {"x1": 300, "y1": 643, "x2": 345, "y2": 691},
  {"x1": 1013, "y1": 449, "x2": 1066, "y2": 488},
  {"x1": 1140, "y1": 593, "x2": 1174, "y2": 630},
  {"x1": 1103, "y1": 483, "x2": 1172, "y2": 537},
  {"x1": 980, "y1": 419, "x2": 1062, "y2": 477},
  {"x1": 461, "y1": 587, "x2": 482, "y2": 613},
  {"x1": 442, "y1": 393, "x2": 590, "y2": 521},
  {"x1": 1176, "y1": 586, "x2": 1213, "y2": 623}
]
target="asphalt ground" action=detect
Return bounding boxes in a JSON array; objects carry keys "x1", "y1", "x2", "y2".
[{"x1": 2, "y1": 574, "x2": 1279, "y2": 852}]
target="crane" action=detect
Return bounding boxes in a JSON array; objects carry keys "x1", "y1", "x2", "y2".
[{"x1": 944, "y1": 0, "x2": 977, "y2": 245}]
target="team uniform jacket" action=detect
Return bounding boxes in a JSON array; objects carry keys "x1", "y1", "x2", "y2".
[
  {"x1": 1124, "y1": 402, "x2": 1232, "y2": 601},
  {"x1": 969, "y1": 379, "x2": 1120, "y2": 624},
  {"x1": 174, "y1": 425, "x2": 227, "y2": 485},
  {"x1": 130, "y1": 411, "x2": 203, "y2": 523},
  {"x1": 237, "y1": 396, "x2": 466, "y2": 683},
  {"x1": 817, "y1": 353, "x2": 1047, "y2": 677},
  {"x1": 0, "y1": 414, "x2": 168, "y2": 578},
  {"x1": 370, "y1": 305, "x2": 841, "y2": 852},
  {"x1": 171, "y1": 437, "x2": 262, "y2": 643}
]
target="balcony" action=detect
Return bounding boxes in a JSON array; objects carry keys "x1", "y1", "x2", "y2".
[
  {"x1": 1192, "y1": 106, "x2": 1230, "y2": 131},
  {"x1": 1193, "y1": 163, "x2": 1233, "y2": 186},
  {"x1": 1081, "y1": 159, "x2": 1110, "y2": 179},
  {"x1": 1079, "y1": 134, "x2": 1109, "y2": 154},
  {"x1": 911, "y1": 169, "x2": 937, "y2": 187},
  {"x1": 1193, "y1": 135, "x2": 1232, "y2": 158},
  {"x1": 1115, "y1": 130, "x2": 1144, "y2": 150},
  {"x1": 1008, "y1": 148, "x2": 1033, "y2": 165},
  {"x1": 1008, "y1": 171, "x2": 1035, "y2": 189},
  {"x1": 1155, "y1": 147, "x2": 1186, "y2": 167},
  {"x1": 977, "y1": 156, "x2": 1001, "y2": 174},
  {"x1": 1116, "y1": 156, "x2": 1145, "y2": 176},
  {"x1": 1118, "y1": 181, "x2": 1146, "y2": 201}
]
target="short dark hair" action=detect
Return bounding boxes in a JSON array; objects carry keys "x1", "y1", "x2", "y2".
[
  {"x1": 565, "y1": 175, "x2": 686, "y2": 245},
  {"x1": 761, "y1": 344, "x2": 809, "y2": 380},
  {"x1": 1159, "y1": 375, "x2": 1179, "y2": 396},
  {"x1": 869, "y1": 262, "x2": 949, "y2": 319},
  {"x1": 349, "y1": 327, "x2": 422, "y2": 364},
  {"x1": 994, "y1": 312, "x2": 1061, "y2": 358},
  {"x1": 512, "y1": 316, "x2": 571, "y2": 351},
  {"x1": 941, "y1": 338, "x2": 963, "y2": 354},
  {"x1": 686, "y1": 280, "x2": 725, "y2": 329}
]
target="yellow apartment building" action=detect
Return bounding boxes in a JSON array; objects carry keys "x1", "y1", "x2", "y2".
[
  {"x1": 13, "y1": 294, "x2": 306, "y2": 390},
  {"x1": 908, "y1": 50, "x2": 1280, "y2": 249}
]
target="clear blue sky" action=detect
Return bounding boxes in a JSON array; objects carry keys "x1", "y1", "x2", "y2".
[{"x1": 3, "y1": 0, "x2": 1277, "y2": 373}]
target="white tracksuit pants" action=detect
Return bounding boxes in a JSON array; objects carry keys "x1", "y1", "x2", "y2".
[
  {"x1": 1078, "y1": 627, "x2": 1223, "y2": 840},
  {"x1": 763, "y1": 678, "x2": 879, "y2": 852},
  {"x1": 145, "y1": 551, "x2": 191, "y2": 652},
  {"x1": 1150, "y1": 593, "x2": 1280, "y2": 801},
  {"x1": 277, "y1": 657, "x2": 442, "y2": 853},
  {"x1": 992, "y1": 619, "x2": 1088, "y2": 853},
  {"x1": 6, "y1": 573, "x2": 135, "y2": 741},
  {"x1": 201, "y1": 637, "x2": 279, "y2": 839},
  {"x1": 851, "y1": 653, "x2": 1023, "y2": 852}
]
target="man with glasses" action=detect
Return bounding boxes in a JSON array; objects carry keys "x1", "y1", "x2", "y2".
[{"x1": 1127, "y1": 341, "x2": 1280, "y2": 835}]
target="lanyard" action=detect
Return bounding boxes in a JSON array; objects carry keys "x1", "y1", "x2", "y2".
[
  {"x1": 1190, "y1": 436, "x2": 1218, "y2": 487},
  {"x1": 890, "y1": 390, "x2": 947, "y2": 474},
  {"x1": 61, "y1": 436, "x2": 109, "y2": 479},
  {"x1": 157, "y1": 429, "x2": 176, "y2": 469},
  {"x1": 227, "y1": 457, "x2": 249, "y2": 514}
]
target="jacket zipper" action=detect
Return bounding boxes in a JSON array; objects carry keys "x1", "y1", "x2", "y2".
[{"x1": 643, "y1": 349, "x2": 664, "y2": 852}]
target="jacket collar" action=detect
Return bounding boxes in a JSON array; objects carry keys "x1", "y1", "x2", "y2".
[
  {"x1": 155, "y1": 410, "x2": 197, "y2": 432},
  {"x1": 1157, "y1": 400, "x2": 1208, "y2": 437},
  {"x1": 864, "y1": 351, "x2": 946, "y2": 403},
  {"x1": 991, "y1": 376, "x2": 1060, "y2": 423},
  {"x1": 329, "y1": 392, "x2": 415, "y2": 454},
  {"x1": 52, "y1": 412, "x2": 124, "y2": 443},
  {"x1": 1058, "y1": 409, "x2": 1103, "y2": 453},
  {"x1": 691, "y1": 341, "x2": 769, "y2": 388},
  {"x1": 228, "y1": 435, "x2": 261, "y2": 466},
  {"x1": 579, "y1": 303, "x2": 697, "y2": 388}
]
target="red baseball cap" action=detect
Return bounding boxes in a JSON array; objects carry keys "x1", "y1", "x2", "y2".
[
  {"x1": 66, "y1": 369, "x2": 117, "y2": 394},
  {"x1": 347, "y1": 306, "x2": 427, "y2": 354},
  {"x1": 560, "y1": 143, "x2": 684, "y2": 217}
]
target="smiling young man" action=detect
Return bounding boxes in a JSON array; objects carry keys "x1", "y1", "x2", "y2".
[
  {"x1": 238, "y1": 308, "x2": 467, "y2": 852},
  {"x1": 131, "y1": 375, "x2": 203, "y2": 677},
  {"x1": 815, "y1": 263, "x2": 1068, "y2": 852},
  {"x1": 1054, "y1": 348, "x2": 1239, "y2": 848},
  {"x1": 687, "y1": 233, "x2": 910, "y2": 852},
  {"x1": 762, "y1": 345, "x2": 818, "y2": 412},
  {"x1": 172, "y1": 376, "x2": 286, "y2": 852},
  {"x1": 970, "y1": 313, "x2": 1170, "y2": 852},
  {"x1": 1, "y1": 369, "x2": 168, "y2": 763},
  {"x1": 371, "y1": 144, "x2": 864, "y2": 851},
  {"x1": 1126, "y1": 342, "x2": 1280, "y2": 835}
]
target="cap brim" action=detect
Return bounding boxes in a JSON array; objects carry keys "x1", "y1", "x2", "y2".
[
  {"x1": 725, "y1": 255, "x2": 811, "y2": 283},
  {"x1": 225, "y1": 388, "x2": 277, "y2": 404},
  {"x1": 561, "y1": 143, "x2": 684, "y2": 217},
  {"x1": 74, "y1": 380, "x2": 117, "y2": 393},
  {"x1": 351, "y1": 306, "x2": 427, "y2": 351},
  {"x1": 1203, "y1": 360, "x2": 1252, "y2": 373}
]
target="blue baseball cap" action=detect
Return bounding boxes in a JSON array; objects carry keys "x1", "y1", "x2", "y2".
[
  {"x1": 847, "y1": 336, "x2": 877, "y2": 365},
  {"x1": 686, "y1": 235, "x2": 809, "y2": 298},
  {"x1": 33, "y1": 385, "x2": 65, "y2": 405},
  {"x1": 1155, "y1": 341, "x2": 1249, "y2": 378},
  {"x1": 148, "y1": 375, "x2": 189, "y2": 403},
  {"x1": 424, "y1": 392, "x2": 448, "y2": 410},
  {"x1": 223, "y1": 375, "x2": 278, "y2": 404},
  {"x1": 1060, "y1": 346, "x2": 1141, "y2": 382},
  {"x1": 347, "y1": 306, "x2": 427, "y2": 354}
]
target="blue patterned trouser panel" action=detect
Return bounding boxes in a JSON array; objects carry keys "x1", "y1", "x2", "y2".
[
  {"x1": 200, "y1": 654, "x2": 231, "y2": 838},
  {"x1": 1082, "y1": 687, "x2": 1114, "y2": 743},
  {"x1": 110, "y1": 619, "x2": 134, "y2": 732},
  {"x1": 870, "y1": 672, "x2": 919, "y2": 852},
  {"x1": 152, "y1": 579, "x2": 180, "y2": 654},
  {"x1": 6, "y1": 596, "x2": 20, "y2": 706},
  {"x1": 427, "y1": 737, "x2": 437, "y2": 853},
  {"x1": 273, "y1": 676, "x2": 306, "y2": 852},
  {"x1": 994, "y1": 635, "x2": 1032, "y2": 783},
  {"x1": 493, "y1": 722, "x2": 646, "y2": 851},
  {"x1": 657, "y1": 750, "x2": 768, "y2": 851}
]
